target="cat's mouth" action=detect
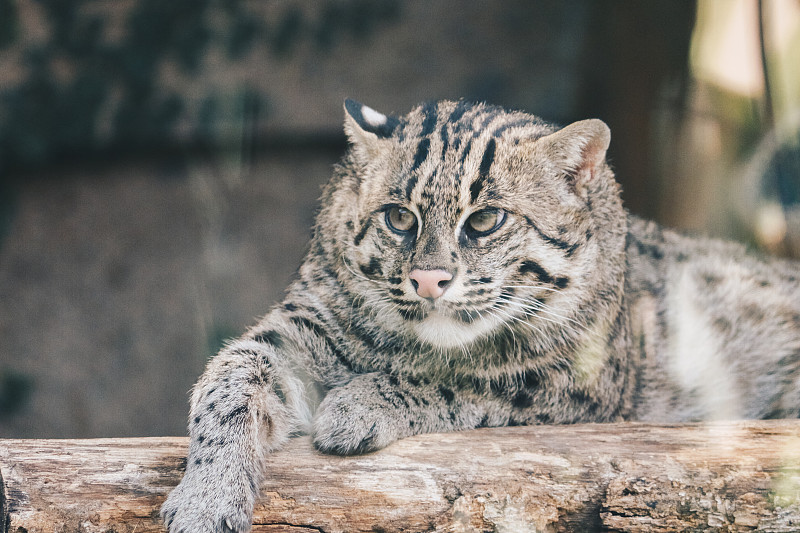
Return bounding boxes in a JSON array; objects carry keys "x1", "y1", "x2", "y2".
[
  {"x1": 409, "y1": 306, "x2": 499, "y2": 349},
  {"x1": 424, "y1": 305, "x2": 481, "y2": 324},
  {"x1": 402, "y1": 299, "x2": 477, "y2": 323}
]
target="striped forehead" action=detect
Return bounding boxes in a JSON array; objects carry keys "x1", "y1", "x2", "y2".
[{"x1": 395, "y1": 101, "x2": 546, "y2": 211}]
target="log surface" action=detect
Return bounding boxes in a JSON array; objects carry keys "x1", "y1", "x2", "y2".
[{"x1": 2, "y1": 421, "x2": 800, "y2": 532}]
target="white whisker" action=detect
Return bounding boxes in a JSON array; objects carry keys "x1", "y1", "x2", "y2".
[
  {"x1": 484, "y1": 307, "x2": 518, "y2": 350},
  {"x1": 497, "y1": 293, "x2": 586, "y2": 331},
  {"x1": 494, "y1": 297, "x2": 586, "y2": 341},
  {"x1": 489, "y1": 303, "x2": 549, "y2": 338},
  {"x1": 502, "y1": 283, "x2": 565, "y2": 294}
]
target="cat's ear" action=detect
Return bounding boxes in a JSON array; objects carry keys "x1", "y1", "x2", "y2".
[
  {"x1": 535, "y1": 119, "x2": 611, "y2": 189},
  {"x1": 343, "y1": 99, "x2": 399, "y2": 162}
]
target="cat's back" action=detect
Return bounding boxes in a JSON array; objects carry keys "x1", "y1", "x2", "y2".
[{"x1": 626, "y1": 216, "x2": 800, "y2": 421}]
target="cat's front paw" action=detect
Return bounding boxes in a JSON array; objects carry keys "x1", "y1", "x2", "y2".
[
  {"x1": 312, "y1": 385, "x2": 401, "y2": 455},
  {"x1": 161, "y1": 468, "x2": 254, "y2": 533}
]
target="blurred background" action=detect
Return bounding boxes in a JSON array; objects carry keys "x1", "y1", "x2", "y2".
[{"x1": 0, "y1": 0, "x2": 798, "y2": 438}]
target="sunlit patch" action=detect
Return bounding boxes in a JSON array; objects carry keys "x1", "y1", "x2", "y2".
[{"x1": 771, "y1": 434, "x2": 800, "y2": 509}]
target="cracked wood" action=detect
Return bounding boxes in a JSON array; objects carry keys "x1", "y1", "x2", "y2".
[{"x1": 2, "y1": 421, "x2": 800, "y2": 532}]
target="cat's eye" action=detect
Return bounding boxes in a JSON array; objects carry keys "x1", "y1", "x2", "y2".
[
  {"x1": 465, "y1": 208, "x2": 506, "y2": 237},
  {"x1": 385, "y1": 206, "x2": 417, "y2": 234}
]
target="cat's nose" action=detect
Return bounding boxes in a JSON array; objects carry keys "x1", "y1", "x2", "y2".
[{"x1": 409, "y1": 269, "x2": 453, "y2": 300}]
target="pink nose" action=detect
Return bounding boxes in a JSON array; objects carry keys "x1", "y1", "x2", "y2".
[{"x1": 409, "y1": 269, "x2": 453, "y2": 299}]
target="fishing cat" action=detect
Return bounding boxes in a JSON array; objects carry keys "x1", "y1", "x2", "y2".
[{"x1": 161, "y1": 99, "x2": 800, "y2": 532}]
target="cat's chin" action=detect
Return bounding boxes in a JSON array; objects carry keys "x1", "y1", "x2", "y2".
[{"x1": 411, "y1": 311, "x2": 497, "y2": 349}]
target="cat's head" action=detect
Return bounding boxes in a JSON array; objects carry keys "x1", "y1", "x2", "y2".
[{"x1": 320, "y1": 99, "x2": 627, "y2": 353}]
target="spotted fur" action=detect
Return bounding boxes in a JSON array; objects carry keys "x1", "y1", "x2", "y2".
[{"x1": 162, "y1": 100, "x2": 800, "y2": 532}]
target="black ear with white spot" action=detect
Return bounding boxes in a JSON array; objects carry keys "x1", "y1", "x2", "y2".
[
  {"x1": 343, "y1": 100, "x2": 399, "y2": 161},
  {"x1": 535, "y1": 119, "x2": 611, "y2": 189},
  {"x1": 344, "y1": 99, "x2": 399, "y2": 138}
]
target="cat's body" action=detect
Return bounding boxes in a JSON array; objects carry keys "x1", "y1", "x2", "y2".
[{"x1": 162, "y1": 100, "x2": 800, "y2": 532}]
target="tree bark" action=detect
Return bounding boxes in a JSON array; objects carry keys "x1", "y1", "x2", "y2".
[{"x1": 2, "y1": 421, "x2": 800, "y2": 532}]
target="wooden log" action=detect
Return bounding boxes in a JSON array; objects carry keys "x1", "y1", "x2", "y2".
[{"x1": 2, "y1": 421, "x2": 800, "y2": 532}]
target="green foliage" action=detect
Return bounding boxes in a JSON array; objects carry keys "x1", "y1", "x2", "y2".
[
  {"x1": 0, "y1": 369, "x2": 33, "y2": 419},
  {"x1": 0, "y1": 0, "x2": 18, "y2": 49},
  {"x1": 0, "y1": 1, "x2": 400, "y2": 174},
  {"x1": 206, "y1": 324, "x2": 240, "y2": 360}
]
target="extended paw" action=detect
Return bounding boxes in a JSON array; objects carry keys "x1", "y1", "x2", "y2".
[
  {"x1": 312, "y1": 385, "x2": 401, "y2": 455},
  {"x1": 161, "y1": 469, "x2": 254, "y2": 533}
]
